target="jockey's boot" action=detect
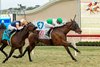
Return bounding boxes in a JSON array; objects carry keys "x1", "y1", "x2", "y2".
[{"x1": 46, "y1": 28, "x2": 52, "y2": 37}]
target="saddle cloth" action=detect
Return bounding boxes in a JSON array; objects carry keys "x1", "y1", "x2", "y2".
[
  {"x1": 2, "y1": 29, "x2": 16, "y2": 45},
  {"x1": 38, "y1": 28, "x2": 51, "y2": 39}
]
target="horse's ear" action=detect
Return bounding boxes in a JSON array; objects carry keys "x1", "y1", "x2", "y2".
[{"x1": 73, "y1": 14, "x2": 76, "y2": 20}]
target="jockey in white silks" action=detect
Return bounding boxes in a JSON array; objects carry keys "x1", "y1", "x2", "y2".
[
  {"x1": 8, "y1": 19, "x2": 28, "y2": 36},
  {"x1": 45, "y1": 18, "x2": 64, "y2": 37}
]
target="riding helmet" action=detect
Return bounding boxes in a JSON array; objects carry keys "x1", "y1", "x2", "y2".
[
  {"x1": 57, "y1": 18, "x2": 62, "y2": 24},
  {"x1": 47, "y1": 18, "x2": 53, "y2": 24}
]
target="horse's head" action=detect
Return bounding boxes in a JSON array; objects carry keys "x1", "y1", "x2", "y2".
[
  {"x1": 69, "y1": 15, "x2": 82, "y2": 34},
  {"x1": 25, "y1": 22, "x2": 37, "y2": 32}
]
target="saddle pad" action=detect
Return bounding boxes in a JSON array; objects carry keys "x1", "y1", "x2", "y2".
[
  {"x1": 39, "y1": 29, "x2": 51, "y2": 39},
  {"x1": 2, "y1": 30, "x2": 16, "y2": 45},
  {"x1": 2, "y1": 30, "x2": 10, "y2": 41}
]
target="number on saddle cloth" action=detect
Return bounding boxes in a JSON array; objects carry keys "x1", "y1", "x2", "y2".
[
  {"x1": 36, "y1": 21, "x2": 51, "y2": 39},
  {"x1": 37, "y1": 21, "x2": 44, "y2": 30},
  {"x1": 39, "y1": 29, "x2": 51, "y2": 39}
]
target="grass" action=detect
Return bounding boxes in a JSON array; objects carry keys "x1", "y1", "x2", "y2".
[{"x1": 0, "y1": 46, "x2": 100, "y2": 67}]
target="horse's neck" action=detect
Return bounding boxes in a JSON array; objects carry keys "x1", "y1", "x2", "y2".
[
  {"x1": 16, "y1": 29, "x2": 29, "y2": 40},
  {"x1": 55, "y1": 24, "x2": 71, "y2": 34}
]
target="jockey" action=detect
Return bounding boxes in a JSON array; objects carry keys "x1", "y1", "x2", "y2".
[
  {"x1": 8, "y1": 19, "x2": 28, "y2": 36},
  {"x1": 88, "y1": 2, "x2": 92, "y2": 7},
  {"x1": 45, "y1": 18, "x2": 63, "y2": 36}
]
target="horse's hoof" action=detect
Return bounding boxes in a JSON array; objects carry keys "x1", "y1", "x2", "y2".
[
  {"x1": 12, "y1": 55, "x2": 18, "y2": 58},
  {"x1": 74, "y1": 59, "x2": 77, "y2": 62},
  {"x1": 73, "y1": 58, "x2": 77, "y2": 62},
  {"x1": 2, "y1": 61, "x2": 6, "y2": 63},
  {"x1": 30, "y1": 60, "x2": 33, "y2": 62},
  {"x1": 13, "y1": 55, "x2": 22, "y2": 58},
  {"x1": 78, "y1": 51, "x2": 81, "y2": 54}
]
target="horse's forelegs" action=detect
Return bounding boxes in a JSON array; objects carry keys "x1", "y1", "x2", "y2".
[
  {"x1": 13, "y1": 42, "x2": 25, "y2": 58},
  {"x1": 63, "y1": 41, "x2": 80, "y2": 53},
  {"x1": 16, "y1": 46, "x2": 28, "y2": 58},
  {"x1": 13, "y1": 47, "x2": 23, "y2": 58},
  {"x1": 68, "y1": 43, "x2": 80, "y2": 53},
  {"x1": 16, "y1": 44, "x2": 35, "y2": 62},
  {"x1": 64, "y1": 46, "x2": 77, "y2": 62},
  {"x1": 2, "y1": 48, "x2": 15, "y2": 63},
  {"x1": 62, "y1": 40, "x2": 77, "y2": 61}
]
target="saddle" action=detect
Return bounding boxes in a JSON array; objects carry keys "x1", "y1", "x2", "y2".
[{"x1": 38, "y1": 28, "x2": 52, "y2": 39}]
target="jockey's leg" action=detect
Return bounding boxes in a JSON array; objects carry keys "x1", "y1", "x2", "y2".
[
  {"x1": 9, "y1": 29, "x2": 16, "y2": 37},
  {"x1": 46, "y1": 28, "x2": 52, "y2": 37}
]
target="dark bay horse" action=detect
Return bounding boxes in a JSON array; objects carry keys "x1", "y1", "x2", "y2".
[
  {"x1": 0, "y1": 22, "x2": 37, "y2": 63},
  {"x1": 16, "y1": 16, "x2": 82, "y2": 62}
]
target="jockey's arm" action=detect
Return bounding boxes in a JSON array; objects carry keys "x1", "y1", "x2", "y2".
[
  {"x1": 45, "y1": 22, "x2": 54, "y2": 28},
  {"x1": 16, "y1": 23, "x2": 23, "y2": 30}
]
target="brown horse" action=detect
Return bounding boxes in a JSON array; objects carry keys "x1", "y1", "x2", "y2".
[
  {"x1": 16, "y1": 16, "x2": 82, "y2": 62},
  {"x1": 1, "y1": 22, "x2": 37, "y2": 63}
]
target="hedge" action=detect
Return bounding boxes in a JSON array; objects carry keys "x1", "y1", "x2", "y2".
[{"x1": 76, "y1": 41, "x2": 100, "y2": 46}]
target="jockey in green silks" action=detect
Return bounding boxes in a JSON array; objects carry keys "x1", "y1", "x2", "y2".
[{"x1": 45, "y1": 17, "x2": 64, "y2": 37}]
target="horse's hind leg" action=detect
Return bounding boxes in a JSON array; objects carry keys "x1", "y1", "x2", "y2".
[
  {"x1": 68, "y1": 43, "x2": 80, "y2": 53},
  {"x1": 64, "y1": 46, "x2": 77, "y2": 62},
  {"x1": 2, "y1": 47, "x2": 15, "y2": 63},
  {"x1": 0, "y1": 40, "x2": 8, "y2": 57}
]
